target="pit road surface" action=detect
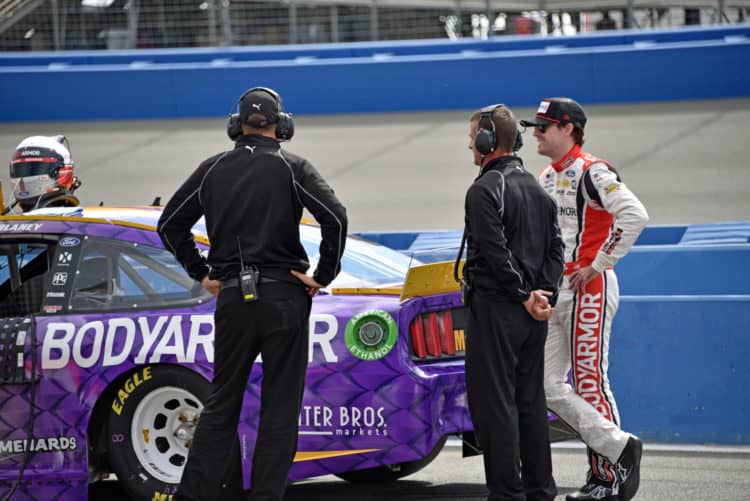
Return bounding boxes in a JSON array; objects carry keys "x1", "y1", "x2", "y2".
[{"x1": 2, "y1": 98, "x2": 749, "y2": 230}]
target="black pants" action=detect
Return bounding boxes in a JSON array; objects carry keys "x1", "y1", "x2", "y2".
[
  {"x1": 175, "y1": 281, "x2": 311, "y2": 501},
  {"x1": 465, "y1": 291, "x2": 557, "y2": 501}
]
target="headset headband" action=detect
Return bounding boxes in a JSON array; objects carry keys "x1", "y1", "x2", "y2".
[
  {"x1": 475, "y1": 103, "x2": 522, "y2": 155},
  {"x1": 226, "y1": 86, "x2": 295, "y2": 142}
]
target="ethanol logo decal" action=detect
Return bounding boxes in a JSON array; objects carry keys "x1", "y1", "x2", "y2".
[{"x1": 344, "y1": 309, "x2": 397, "y2": 361}]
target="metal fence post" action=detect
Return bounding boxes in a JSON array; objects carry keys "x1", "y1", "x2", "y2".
[
  {"x1": 330, "y1": 5, "x2": 339, "y2": 43},
  {"x1": 370, "y1": 0, "x2": 378, "y2": 41},
  {"x1": 289, "y1": 0, "x2": 298, "y2": 44},
  {"x1": 207, "y1": 0, "x2": 217, "y2": 47},
  {"x1": 626, "y1": 0, "x2": 635, "y2": 29},
  {"x1": 51, "y1": 0, "x2": 60, "y2": 50},
  {"x1": 128, "y1": 0, "x2": 139, "y2": 49},
  {"x1": 220, "y1": 0, "x2": 232, "y2": 46},
  {"x1": 485, "y1": 0, "x2": 492, "y2": 38}
]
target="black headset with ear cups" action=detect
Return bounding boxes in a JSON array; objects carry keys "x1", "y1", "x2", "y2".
[
  {"x1": 226, "y1": 86, "x2": 295, "y2": 142},
  {"x1": 474, "y1": 104, "x2": 523, "y2": 156},
  {"x1": 474, "y1": 104, "x2": 500, "y2": 156}
]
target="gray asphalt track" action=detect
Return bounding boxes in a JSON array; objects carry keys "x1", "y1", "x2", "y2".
[
  {"x1": 285, "y1": 444, "x2": 750, "y2": 501},
  {"x1": 89, "y1": 443, "x2": 750, "y2": 500},
  {"x1": 1, "y1": 98, "x2": 749, "y2": 231}
]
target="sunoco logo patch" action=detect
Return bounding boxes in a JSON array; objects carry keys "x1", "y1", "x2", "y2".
[{"x1": 344, "y1": 310, "x2": 397, "y2": 361}]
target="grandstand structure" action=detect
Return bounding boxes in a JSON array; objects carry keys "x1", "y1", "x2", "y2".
[{"x1": 0, "y1": 0, "x2": 748, "y2": 51}]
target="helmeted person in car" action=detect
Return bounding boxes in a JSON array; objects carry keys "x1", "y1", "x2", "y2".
[{"x1": 5, "y1": 135, "x2": 81, "y2": 214}]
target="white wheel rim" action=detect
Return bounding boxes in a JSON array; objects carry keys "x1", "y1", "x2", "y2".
[{"x1": 130, "y1": 385, "x2": 204, "y2": 484}]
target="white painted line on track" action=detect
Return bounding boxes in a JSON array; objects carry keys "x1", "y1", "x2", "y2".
[{"x1": 445, "y1": 437, "x2": 750, "y2": 454}]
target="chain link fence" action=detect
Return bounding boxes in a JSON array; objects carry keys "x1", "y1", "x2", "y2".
[{"x1": 0, "y1": 0, "x2": 748, "y2": 52}]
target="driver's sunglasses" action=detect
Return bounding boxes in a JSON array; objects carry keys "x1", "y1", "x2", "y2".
[{"x1": 535, "y1": 123, "x2": 555, "y2": 133}]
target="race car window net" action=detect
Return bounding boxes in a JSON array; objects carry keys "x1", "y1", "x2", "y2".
[
  {"x1": 409, "y1": 307, "x2": 467, "y2": 361},
  {"x1": 0, "y1": 316, "x2": 37, "y2": 501},
  {"x1": 0, "y1": 242, "x2": 51, "y2": 318},
  {"x1": 69, "y1": 237, "x2": 211, "y2": 311},
  {"x1": 0, "y1": 317, "x2": 35, "y2": 384},
  {"x1": 0, "y1": 239, "x2": 45, "y2": 499}
]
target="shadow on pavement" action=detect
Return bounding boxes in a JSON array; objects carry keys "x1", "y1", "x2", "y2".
[
  {"x1": 286, "y1": 480, "x2": 578, "y2": 500},
  {"x1": 91, "y1": 479, "x2": 491, "y2": 500},
  {"x1": 286, "y1": 479, "x2": 489, "y2": 500},
  {"x1": 91, "y1": 477, "x2": 579, "y2": 500}
]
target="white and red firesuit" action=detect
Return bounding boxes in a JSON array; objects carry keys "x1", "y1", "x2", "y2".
[{"x1": 539, "y1": 144, "x2": 648, "y2": 483}]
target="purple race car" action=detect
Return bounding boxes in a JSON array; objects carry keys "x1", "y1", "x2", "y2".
[{"x1": 0, "y1": 206, "x2": 477, "y2": 500}]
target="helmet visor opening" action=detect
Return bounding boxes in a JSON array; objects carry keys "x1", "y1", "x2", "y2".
[{"x1": 10, "y1": 158, "x2": 60, "y2": 178}]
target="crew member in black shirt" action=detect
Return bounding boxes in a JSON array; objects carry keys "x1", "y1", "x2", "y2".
[
  {"x1": 460, "y1": 104, "x2": 563, "y2": 501},
  {"x1": 158, "y1": 86, "x2": 347, "y2": 501}
]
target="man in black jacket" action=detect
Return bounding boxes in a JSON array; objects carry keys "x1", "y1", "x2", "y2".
[
  {"x1": 461, "y1": 104, "x2": 563, "y2": 501},
  {"x1": 158, "y1": 86, "x2": 347, "y2": 501}
]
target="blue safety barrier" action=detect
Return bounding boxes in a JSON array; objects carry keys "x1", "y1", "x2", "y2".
[
  {"x1": 617, "y1": 244, "x2": 750, "y2": 295},
  {"x1": 610, "y1": 296, "x2": 750, "y2": 444},
  {"x1": 1, "y1": 26, "x2": 749, "y2": 121},
  {"x1": 360, "y1": 222, "x2": 750, "y2": 444}
]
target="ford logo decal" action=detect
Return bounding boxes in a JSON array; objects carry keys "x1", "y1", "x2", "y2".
[{"x1": 59, "y1": 237, "x2": 81, "y2": 247}]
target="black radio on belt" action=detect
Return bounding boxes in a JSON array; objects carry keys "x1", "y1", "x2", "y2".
[
  {"x1": 239, "y1": 266, "x2": 260, "y2": 303},
  {"x1": 459, "y1": 278, "x2": 472, "y2": 304}
]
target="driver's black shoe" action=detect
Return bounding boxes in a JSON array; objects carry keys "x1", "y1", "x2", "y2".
[
  {"x1": 616, "y1": 435, "x2": 643, "y2": 500},
  {"x1": 565, "y1": 481, "x2": 618, "y2": 501}
]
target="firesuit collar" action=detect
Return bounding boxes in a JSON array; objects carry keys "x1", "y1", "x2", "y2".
[{"x1": 551, "y1": 144, "x2": 582, "y2": 172}]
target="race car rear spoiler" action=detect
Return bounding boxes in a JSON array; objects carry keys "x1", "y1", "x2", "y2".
[
  {"x1": 330, "y1": 261, "x2": 463, "y2": 302},
  {"x1": 400, "y1": 260, "x2": 462, "y2": 302}
]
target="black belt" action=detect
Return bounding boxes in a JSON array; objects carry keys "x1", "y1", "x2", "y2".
[{"x1": 220, "y1": 276, "x2": 299, "y2": 290}]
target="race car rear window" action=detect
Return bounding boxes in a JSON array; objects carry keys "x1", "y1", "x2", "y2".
[
  {"x1": 299, "y1": 225, "x2": 417, "y2": 287},
  {"x1": 69, "y1": 238, "x2": 211, "y2": 311}
]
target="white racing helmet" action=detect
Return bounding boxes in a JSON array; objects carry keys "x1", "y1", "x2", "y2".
[{"x1": 9, "y1": 135, "x2": 76, "y2": 212}]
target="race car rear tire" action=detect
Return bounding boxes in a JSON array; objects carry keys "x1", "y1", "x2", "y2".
[
  {"x1": 105, "y1": 365, "x2": 242, "y2": 500},
  {"x1": 335, "y1": 436, "x2": 447, "y2": 483}
]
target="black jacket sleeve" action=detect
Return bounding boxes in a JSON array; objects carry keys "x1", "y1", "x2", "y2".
[
  {"x1": 466, "y1": 178, "x2": 531, "y2": 302},
  {"x1": 157, "y1": 158, "x2": 215, "y2": 281},
  {"x1": 537, "y1": 201, "x2": 565, "y2": 306},
  {"x1": 294, "y1": 159, "x2": 347, "y2": 287}
]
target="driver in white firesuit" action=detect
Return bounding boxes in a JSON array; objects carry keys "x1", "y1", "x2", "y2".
[{"x1": 521, "y1": 97, "x2": 648, "y2": 501}]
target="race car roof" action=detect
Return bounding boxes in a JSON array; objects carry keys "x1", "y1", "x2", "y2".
[
  {"x1": 1, "y1": 206, "x2": 319, "y2": 241},
  {"x1": 8, "y1": 206, "x2": 317, "y2": 235},
  {"x1": 0, "y1": 206, "x2": 209, "y2": 242},
  {"x1": 27, "y1": 205, "x2": 165, "y2": 226}
]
